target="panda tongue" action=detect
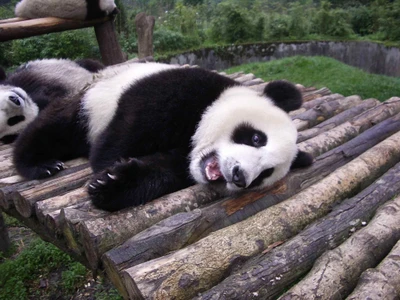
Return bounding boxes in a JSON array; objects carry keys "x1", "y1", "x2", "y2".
[{"x1": 205, "y1": 157, "x2": 222, "y2": 181}]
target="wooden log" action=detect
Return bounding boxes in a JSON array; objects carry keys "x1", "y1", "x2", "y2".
[
  {"x1": 35, "y1": 187, "x2": 88, "y2": 225},
  {"x1": 80, "y1": 184, "x2": 222, "y2": 270},
  {"x1": 197, "y1": 161, "x2": 400, "y2": 300},
  {"x1": 135, "y1": 12, "x2": 155, "y2": 59},
  {"x1": 299, "y1": 99, "x2": 400, "y2": 158},
  {"x1": 292, "y1": 95, "x2": 363, "y2": 131},
  {"x1": 234, "y1": 73, "x2": 256, "y2": 83},
  {"x1": 13, "y1": 166, "x2": 91, "y2": 218},
  {"x1": 59, "y1": 201, "x2": 109, "y2": 256},
  {"x1": 280, "y1": 194, "x2": 400, "y2": 300},
  {"x1": 302, "y1": 87, "x2": 331, "y2": 102},
  {"x1": 289, "y1": 94, "x2": 343, "y2": 116},
  {"x1": 0, "y1": 16, "x2": 110, "y2": 42},
  {"x1": 0, "y1": 158, "x2": 88, "y2": 210},
  {"x1": 0, "y1": 210, "x2": 10, "y2": 253},
  {"x1": 347, "y1": 239, "x2": 400, "y2": 299},
  {"x1": 121, "y1": 131, "x2": 400, "y2": 300},
  {"x1": 297, "y1": 98, "x2": 379, "y2": 143},
  {"x1": 94, "y1": 18, "x2": 125, "y2": 65},
  {"x1": 242, "y1": 78, "x2": 265, "y2": 86},
  {"x1": 103, "y1": 111, "x2": 400, "y2": 292}
]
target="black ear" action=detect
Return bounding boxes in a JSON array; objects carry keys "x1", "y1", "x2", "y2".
[
  {"x1": 263, "y1": 80, "x2": 302, "y2": 113},
  {"x1": 75, "y1": 59, "x2": 105, "y2": 73},
  {"x1": 0, "y1": 66, "x2": 6, "y2": 81},
  {"x1": 290, "y1": 150, "x2": 313, "y2": 169}
]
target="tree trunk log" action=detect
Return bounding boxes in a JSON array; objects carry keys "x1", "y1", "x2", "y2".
[
  {"x1": 347, "y1": 239, "x2": 400, "y2": 299},
  {"x1": 13, "y1": 167, "x2": 91, "y2": 218},
  {"x1": 80, "y1": 184, "x2": 222, "y2": 270},
  {"x1": 297, "y1": 98, "x2": 379, "y2": 143},
  {"x1": 197, "y1": 161, "x2": 400, "y2": 300},
  {"x1": 289, "y1": 93, "x2": 343, "y2": 116},
  {"x1": 280, "y1": 195, "x2": 400, "y2": 300},
  {"x1": 121, "y1": 131, "x2": 400, "y2": 300},
  {"x1": 0, "y1": 210, "x2": 10, "y2": 253},
  {"x1": 94, "y1": 19, "x2": 126, "y2": 65},
  {"x1": 135, "y1": 12, "x2": 155, "y2": 59},
  {"x1": 292, "y1": 95, "x2": 362, "y2": 131}
]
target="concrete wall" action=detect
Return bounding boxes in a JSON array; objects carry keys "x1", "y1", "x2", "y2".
[{"x1": 161, "y1": 41, "x2": 400, "y2": 76}]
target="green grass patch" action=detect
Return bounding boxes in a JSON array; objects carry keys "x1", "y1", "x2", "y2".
[{"x1": 224, "y1": 56, "x2": 400, "y2": 101}]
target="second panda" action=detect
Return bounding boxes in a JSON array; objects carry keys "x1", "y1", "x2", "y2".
[{"x1": 13, "y1": 63, "x2": 313, "y2": 211}]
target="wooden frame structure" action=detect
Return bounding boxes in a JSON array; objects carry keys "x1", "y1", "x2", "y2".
[{"x1": 0, "y1": 16, "x2": 125, "y2": 65}]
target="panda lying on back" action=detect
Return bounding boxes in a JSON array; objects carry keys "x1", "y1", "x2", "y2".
[
  {"x1": 15, "y1": 0, "x2": 117, "y2": 20},
  {"x1": 0, "y1": 58, "x2": 104, "y2": 144},
  {"x1": 13, "y1": 63, "x2": 313, "y2": 211}
]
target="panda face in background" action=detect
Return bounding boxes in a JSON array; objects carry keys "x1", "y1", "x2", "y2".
[
  {"x1": 189, "y1": 86, "x2": 298, "y2": 193},
  {"x1": 0, "y1": 86, "x2": 38, "y2": 142}
]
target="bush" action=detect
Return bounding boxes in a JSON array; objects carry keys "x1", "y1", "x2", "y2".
[
  {"x1": 349, "y1": 5, "x2": 374, "y2": 35},
  {"x1": 313, "y1": 1, "x2": 353, "y2": 37},
  {"x1": 153, "y1": 28, "x2": 202, "y2": 52},
  {"x1": 267, "y1": 13, "x2": 291, "y2": 39}
]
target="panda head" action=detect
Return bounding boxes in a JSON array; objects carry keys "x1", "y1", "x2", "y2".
[
  {"x1": 189, "y1": 80, "x2": 307, "y2": 193},
  {"x1": 0, "y1": 85, "x2": 39, "y2": 143}
]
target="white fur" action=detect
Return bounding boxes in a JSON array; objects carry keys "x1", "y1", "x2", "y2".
[
  {"x1": 0, "y1": 86, "x2": 38, "y2": 137},
  {"x1": 82, "y1": 62, "x2": 178, "y2": 144},
  {"x1": 15, "y1": 0, "x2": 116, "y2": 20},
  {"x1": 0, "y1": 59, "x2": 94, "y2": 139},
  {"x1": 190, "y1": 86, "x2": 298, "y2": 191}
]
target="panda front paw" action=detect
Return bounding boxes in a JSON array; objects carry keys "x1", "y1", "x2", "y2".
[
  {"x1": 17, "y1": 160, "x2": 65, "y2": 179},
  {"x1": 88, "y1": 158, "x2": 148, "y2": 211}
]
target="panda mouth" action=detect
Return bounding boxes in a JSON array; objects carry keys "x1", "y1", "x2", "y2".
[{"x1": 201, "y1": 152, "x2": 224, "y2": 182}]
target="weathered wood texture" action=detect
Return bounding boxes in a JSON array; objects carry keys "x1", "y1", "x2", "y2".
[
  {"x1": 1, "y1": 72, "x2": 400, "y2": 299},
  {"x1": 135, "y1": 12, "x2": 155, "y2": 59},
  {"x1": 0, "y1": 16, "x2": 125, "y2": 65},
  {"x1": 0, "y1": 209, "x2": 10, "y2": 253}
]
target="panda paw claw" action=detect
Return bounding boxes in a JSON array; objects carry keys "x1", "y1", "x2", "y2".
[
  {"x1": 35, "y1": 160, "x2": 65, "y2": 178},
  {"x1": 88, "y1": 159, "x2": 147, "y2": 211}
]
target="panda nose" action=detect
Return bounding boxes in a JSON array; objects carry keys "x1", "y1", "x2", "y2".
[
  {"x1": 9, "y1": 95, "x2": 21, "y2": 106},
  {"x1": 232, "y1": 165, "x2": 246, "y2": 188}
]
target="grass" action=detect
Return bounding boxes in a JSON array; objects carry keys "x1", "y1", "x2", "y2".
[
  {"x1": 224, "y1": 56, "x2": 400, "y2": 101},
  {"x1": 0, "y1": 213, "x2": 122, "y2": 300}
]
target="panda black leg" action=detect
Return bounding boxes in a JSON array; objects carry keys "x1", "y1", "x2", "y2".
[
  {"x1": 88, "y1": 151, "x2": 192, "y2": 211},
  {"x1": 290, "y1": 150, "x2": 314, "y2": 169}
]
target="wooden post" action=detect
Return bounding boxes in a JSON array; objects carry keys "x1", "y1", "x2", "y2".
[
  {"x1": 135, "y1": 12, "x2": 155, "y2": 59},
  {"x1": 0, "y1": 210, "x2": 10, "y2": 253},
  {"x1": 94, "y1": 19, "x2": 125, "y2": 66}
]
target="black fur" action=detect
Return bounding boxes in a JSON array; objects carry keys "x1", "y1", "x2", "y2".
[
  {"x1": 263, "y1": 80, "x2": 302, "y2": 113},
  {"x1": 231, "y1": 123, "x2": 267, "y2": 148},
  {"x1": 13, "y1": 67, "x2": 312, "y2": 211},
  {"x1": 75, "y1": 59, "x2": 105, "y2": 73},
  {"x1": 85, "y1": 0, "x2": 118, "y2": 19}
]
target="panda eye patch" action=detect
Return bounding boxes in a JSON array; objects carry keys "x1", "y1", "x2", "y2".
[{"x1": 232, "y1": 123, "x2": 267, "y2": 147}]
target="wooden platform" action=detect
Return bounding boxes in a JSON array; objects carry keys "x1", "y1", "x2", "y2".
[
  {"x1": 1, "y1": 71, "x2": 400, "y2": 299},
  {"x1": 0, "y1": 16, "x2": 125, "y2": 66}
]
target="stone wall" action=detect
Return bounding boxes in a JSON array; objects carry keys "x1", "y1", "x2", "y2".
[{"x1": 161, "y1": 41, "x2": 400, "y2": 76}]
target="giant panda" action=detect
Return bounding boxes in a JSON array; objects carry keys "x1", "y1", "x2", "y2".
[
  {"x1": 0, "y1": 58, "x2": 104, "y2": 144},
  {"x1": 15, "y1": 0, "x2": 117, "y2": 20},
  {"x1": 13, "y1": 63, "x2": 313, "y2": 211}
]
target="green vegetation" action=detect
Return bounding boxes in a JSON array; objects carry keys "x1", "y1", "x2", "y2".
[
  {"x1": 1, "y1": 0, "x2": 400, "y2": 67},
  {"x1": 224, "y1": 56, "x2": 400, "y2": 101},
  {"x1": 0, "y1": 214, "x2": 122, "y2": 300}
]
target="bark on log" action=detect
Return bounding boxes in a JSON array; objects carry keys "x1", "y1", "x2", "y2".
[
  {"x1": 35, "y1": 187, "x2": 88, "y2": 225},
  {"x1": 347, "y1": 239, "x2": 400, "y2": 300},
  {"x1": 0, "y1": 210, "x2": 10, "y2": 253},
  {"x1": 0, "y1": 16, "x2": 110, "y2": 42},
  {"x1": 292, "y1": 95, "x2": 362, "y2": 131},
  {"x1": 94, "y1": 19, "x2": 126, "y2": 65},
  {"x1": 280, "y1": 195, "x2": 400, "y2": 300},
  {"x1": 121, "y1": 131, "x2": 400, "y2": 300},
  {"x1": 297, "y1": 98, "x2": 379, "y2": 143},
  {"x1": 13, "y1": 166, "x2": 91, "y2": 218},
  {"x1": 0, "y1": 159, "x2": 88, "y2": 210},
  {"x1": 234, "y1": 73, "x2": 256, "y2": 83},
  {"x1": 80, "y1": 184, "x2": 222, "y2": 270},
  {"x1": 135, "y1": 12, "x2": 155, "y2": 59},
  {"x1": 197, "y1": 161, "x2": 400, "y2": 300},
  {"x1": 299, "y1": 99, "x2": 400, "y2": 158},
  {"x1": 102, "y1": 111, "x2": 400, "y2": 291},
  {"x1": 302, "y1": 87, "x2": 332, "y2": 102},
  {"x1": 289, "y1": 94, "x2": 343, "y2": 116}
]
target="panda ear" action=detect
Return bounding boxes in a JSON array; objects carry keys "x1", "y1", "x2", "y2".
[
  {"x1": 290, "y1": 150, "x2": 313, "y2": 169},
  {"x1": 0, "y1": 67, "x2": 6, "y2": 81},
  {"x1": 263, "y1": 80, "x2": 302, "y2": 113}
]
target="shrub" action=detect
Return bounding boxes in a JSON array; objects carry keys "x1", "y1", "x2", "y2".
[{"x1": 153, "y1": 28, "x2": 202, "y2": 52}]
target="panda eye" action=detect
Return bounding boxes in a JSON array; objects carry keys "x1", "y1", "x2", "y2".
[{"x1": 252, "y1": 134, "x2": 262, "y2": 146}]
